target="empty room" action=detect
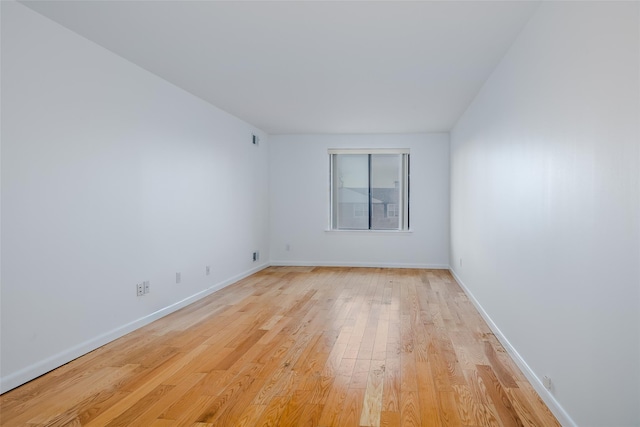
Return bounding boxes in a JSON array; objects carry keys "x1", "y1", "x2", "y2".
[{"x1": 1, "y1": 1, "x2": 638, "y2": 426}]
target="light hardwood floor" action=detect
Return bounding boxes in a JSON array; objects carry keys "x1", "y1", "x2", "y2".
[{"x1": 0, "y1": 267, "x2": 560, "y2": 426}]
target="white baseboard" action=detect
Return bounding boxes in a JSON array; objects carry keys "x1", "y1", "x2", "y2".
[
  {"x1": 449, "y1": 268, "x2": 577, "y2": 427},
  {"x1": 0, "y1": 262, "x2": 269, "y2": 394},
  {"x1": 269, "y1": 260, "x2": 449, "y2": 269}
]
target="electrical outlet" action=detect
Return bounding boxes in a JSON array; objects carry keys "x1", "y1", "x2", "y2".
[
  {"x1": 136, "y1": 283, "x2": 144, "y2": 296},
  {"x1": 285, "y1": 243, "x2": 291, "y2": 251},
  {"x1": 543, "y1": 375, "x2": 552, "y2": 390},
  {"x1": 144, "y1": 281, "x2": 150, "y2": 294},
  {"x1": 206, "y1": 266, "x2": 210, "y2": 276},
  {"x1": 252, "y1": 251, "x2": 259, "y2": 262},
  {"x1": 176, "y1": 272, "x2": 181, "y2": 284}
]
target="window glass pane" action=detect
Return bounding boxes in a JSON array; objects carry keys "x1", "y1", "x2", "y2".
[
  {"x1": 330, "y1": 150, "x2": 408, "y2": 231},
  {"x1": 335, "y1": 154, "x2": 369, "y2": 230},
  {"x1": 370, "y1": 154, "x2": 400, "y2": 230}
]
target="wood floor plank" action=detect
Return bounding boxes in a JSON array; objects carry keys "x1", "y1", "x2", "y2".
[
  {"x1": 359, "y1": 359, "x2": 385, "y2": 427},
  {"x1": 125, "y1": 373, "x2": 206, "y2": 427},
  {"x1": 234, "y1": 403, "x2": 267, "y2": 427},
  {"x1": 254, "y1": 395, "x2": 290, "y2": 427},
  {"x1": 0, "y1": 267, "x2": 560, "y2": 427},
  {"x1": 9, "y1": 365, "x2": 138, "y2": 426},
  {"x1": 380, "y1": 410, "x2": 400, "y2": 426},
  {"x1": 516, "y1": 380, "x2": 563, "y2": 426},
  {"x1": 195, "y1": 363, "x2": 263, "y2": 424},
  {"x1": 400, "y1": 390, "x2": 421, "y2": 426},
  {"x1": 505, "y1": 387, "x2": 545, "y2": 427},
  {"x1": 476, "y1": 364, "x2": 524, "y2": 427},
  {"x1": 336, "y1": 387, "x2": 365, "y2": 427},
  {"x1": 317, "y1": 357, "x2": 356, "y2": 426},
  {"x1": 416, "y1": 361, "x2": 442, "y2": 426},
  {"x1": 484, "y1": 341, "x2": 518, "y2": 388},
  {"x1": 464, "y1": 369, "x2": 503, "y2": 427},
  {"x1": 438, "y1": 390, "x2": 464, "y2": 427},
  {"x1": 381, "y1": 356, "x2": 400, "y2": 413},
  {"x1": 273, "y1": 389, "x2": 313, "y2": 426}
]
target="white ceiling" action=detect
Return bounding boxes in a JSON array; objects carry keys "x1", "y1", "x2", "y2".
[{"x1": 22, "y1": 1, "x2": 539, "y2": 134}]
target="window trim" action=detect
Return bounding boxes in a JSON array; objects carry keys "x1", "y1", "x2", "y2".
[
  {"x1": 329, "y1": 149, "x2": 410, "y2": 231},
  {"x1": 328, "y1": 148, "x2": 410, "y2": 155}
]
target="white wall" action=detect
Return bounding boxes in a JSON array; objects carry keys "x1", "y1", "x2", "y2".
[
  {"x1": 0, "y1": 2, "x2": 269, "y2": 392},
  {"x1": 269, "y1": 134, "x2": 449, "y2": 268},
  {"x1": 450, "y1": 2, "x2": 639, "y2": 426}
]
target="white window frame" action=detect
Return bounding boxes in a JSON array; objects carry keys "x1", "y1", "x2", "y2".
[
  {"x1": 387, "y1": 203, "x2": 399, "y2": 218},
  {"x1": 329, "y1": 148, "x2": 410, "y2": 231}
]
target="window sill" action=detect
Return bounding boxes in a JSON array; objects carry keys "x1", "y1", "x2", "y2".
[{"x1": 325, "y1": 229, "x2": 413, "y2": 234}]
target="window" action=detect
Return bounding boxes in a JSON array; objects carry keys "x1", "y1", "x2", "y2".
[{"x1": 330, "y1": 149, "x2": 409, "y2": 231}]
